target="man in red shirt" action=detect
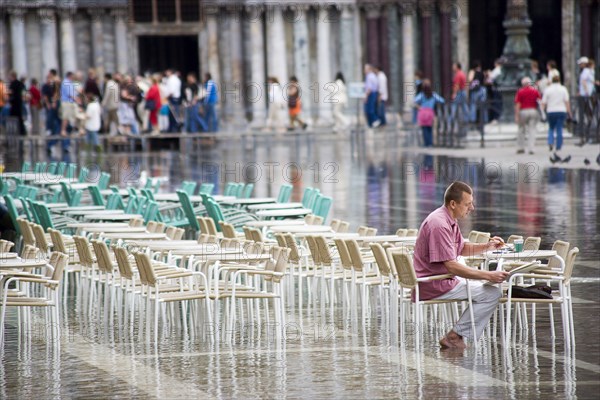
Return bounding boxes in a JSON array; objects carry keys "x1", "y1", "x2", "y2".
[
  {"x1": 29, "y1": 78, "x2": 42, "y2": 135},
  {"x1": 451, "y1": 63, "x2": 468, "y2": 122},
  {"x1": 514, "y1": 77, "x2": 541, "y2": 154}
]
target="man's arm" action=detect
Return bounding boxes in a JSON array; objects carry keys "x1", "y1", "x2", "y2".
[
  {"x1": 461, "y1": 236, "x2": 503, "y2": 257},
  {"x1": 444, "y1": 260, "x2": 508, "y2": 283}
]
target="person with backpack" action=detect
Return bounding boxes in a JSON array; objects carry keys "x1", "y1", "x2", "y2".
[{"x1": 414, "y1": 79, "x2": 445, "y2": 147}]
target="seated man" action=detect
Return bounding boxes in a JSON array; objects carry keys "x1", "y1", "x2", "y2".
[{"x1": 413, "y1": 181, "x2": 508, "y2": 349}]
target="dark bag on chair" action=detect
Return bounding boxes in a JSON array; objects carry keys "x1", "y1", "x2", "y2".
[{"x1": 509, "y1": 284, "x2": 553, "y2": 299}]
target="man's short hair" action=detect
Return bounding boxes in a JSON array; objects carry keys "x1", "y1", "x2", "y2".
[{"x1": 444, "y1": 181, "x2": 473, "y2": 205}]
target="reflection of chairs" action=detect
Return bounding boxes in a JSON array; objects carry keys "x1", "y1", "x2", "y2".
[
  {"x1": 502, "y1": 247, "x2": 579, "y2": 348},
  {"x1": 387, "y1": 249, "x2": 476, "y2": 348}
]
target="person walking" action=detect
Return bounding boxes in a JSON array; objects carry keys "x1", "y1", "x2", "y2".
[
  {"x1": 7, "y1": 70, "x2": 26, "y2": 136},
  {"x1": 165, "y1": 69, "x2": 182, "y2": 132},
  {"x1": 468, "y1": 60, "x2": 487, "y2": 124},
  {"x1": 331, "y1": 72, "x2": 349, "y2": 133},
  {"x1": 265, "y1": 77, "x2": 286, "y2": 132},
  {"x1": 363, "y1": 64, "x2": 379, "y2": 127},
  {"x1": 287, "y1": 76, "x2": 307, "y2": 130},
  {"x1": 542, "y1": 75, "x2": 571, "y2": 162},
  {"x1": 183, "y1": 73, "x2": 207, "y2": 133},
  {"x1": 375, "y1": 66, "x2": 388, "y2": 126},
  {"x1": 42, "y1": 69, "x2": 62, "y2": 155},
  {"x1": 83, "y1": 92, "x2": 102, "y2": 157},
  {"x1": 102, "y1": 73, "x2": 119, "y2": 135},
  {"x1": 145, "y1": 74, "x2": 162, "y2": 135},
  {"x1": 117, "y1": 75, "x2": 139, "y2": 136},
  {"x1": 451, "y1": 63, "x2": 468, "y2": 123},
  {"x1": 203, "y1": 72, "x2": 219, "y2": 132},
  {"x1": 414, "y1": 79, "x2": 445, "y2": 147},
  {"x1": 514, "y1": 77, "x2": 541, "y2": 155},
  {"x1": 28, "y1": 78, "x2": 41, "y2": 135}
]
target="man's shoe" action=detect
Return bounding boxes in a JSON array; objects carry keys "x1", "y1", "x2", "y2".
[
  {"x1": 529, "y1": 151, "x2": 535, "y2": 155},
  {"x1": 372, "y1": 120, "x2": 381, "y2": 128},
  {"x1": 584, "y1": 158, "x2": 590, "y2": 166},
  {"x1": 561, "y1": 155, "x2": 571, "y2": 163},
  {"x1": 302, "y1": 123, "x2": 308, "y2": 130},
  {"x1": 516, "y1": 149, "x2": 525, "y2": 154},
  {"x1": 597, "y1": 154, "x2": 600, "y2": 166},
  {"x1": 549, "y1": 145, "x2": 553, "y2": 151}
]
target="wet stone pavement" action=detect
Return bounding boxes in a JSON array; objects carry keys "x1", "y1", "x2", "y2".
[{"x1": 1, "y1": 130, "x2": 599, "y2": 398}]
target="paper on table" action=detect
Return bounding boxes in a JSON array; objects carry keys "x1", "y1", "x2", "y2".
[{"x1": 485, "y1": 259, "x2": 542, "y2": 286}]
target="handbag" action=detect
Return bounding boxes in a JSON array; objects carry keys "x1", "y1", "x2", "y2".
[
  {"x1": 509, "y1": 284, "x2": 552, "y2": 299},
  {"x1": 144, "y1": 99, "x2": 156, "y2": 111}
]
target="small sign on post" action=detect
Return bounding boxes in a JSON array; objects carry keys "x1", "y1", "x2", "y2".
[{"x1": 347, "y1": 82, "x2": 366, "y2": 99}]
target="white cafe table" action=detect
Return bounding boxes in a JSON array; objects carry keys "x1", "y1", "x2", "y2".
[
  {"x1": 3, "y1": 172, "x2": 65, "y2": 182},
  {"x1": 32, "y1": 177, "x2": 79, "y2": 186},
  {"x1": 64, "y1": 209, "x2": 124, "y2": 217},
  {"x1": 83, "y1": 213, "x2": 142, "y2": 222},
  {"x1": 100, "y1": 232, "x2": 168, "y2": 241},
  {"x1": 354, "y1": 235, "x2": 418, "y2": 243},
  {"x1": 245, "y1": 220, "x2": 305, "y2": 228},
  {"x1": 221, "y1": 197, "x2": 277, "y2": 206},
  {"x1": 212, "y1": 195, "x2": 237, "y2": 203},
  {"x1": 55, "y1": 206, "x2": 108, "y2": 214},
  {"x1": 128, "y1": 240, "x2": 202, "y2": 249},
  {"x1": 270, "y1": 225, "x2": 333, "y2": 234},
  {"x1": 247, "y1": 202, "x2": 304, "y2": 211},
  {"x1": 0, "y1": 258, "x2": 49, "y2": 269},
  {"x1": 153, "y1": 193, "x2": 204, "y2": 203},
  {"x1": 465, "y1": 249, "x2": 560, "y2": 270},
  {"x1": 81, "y1": 226, "x2": 148, "y2": 234},
  {"x1": 67, "y1": 222, "x2": 129, "y2": 229},
  {"x1": 256, "y1": 208, "x2": 312, "y2": 219},
  {"x1": 42, "y1": 203, "x2": 69, "y2": 209},
  {"x1": 99, "y1": 189, "x2": 130, "y2": 197}
]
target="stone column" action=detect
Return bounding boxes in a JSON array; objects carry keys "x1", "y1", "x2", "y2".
[
  {"x1": 247, "y1": 5, "x2": 266, "y2": 125},
  {"x1": 456, "y1": 0, "x2": 469, "y2": 81},
  {"x1": 59, "y1": 9, "x2": 77, "y2": 74},
  {"x1": 39, "y1": 9, "x2": 59, "y2": 76},
  {"x1": 365, "y1": 5, "x2": 381, "y2": 65},
  {"x1": 562, "y1": 0, "x2": 576, "y2": 93},
  {"x1": 9, "y1": 8, "x2": 28, "y2": 76},
  {"x1": 0, "y1": 15, "x2": 9, "y2": 79},
  {"x1": 419, "y1": 0, "x2": 435, "y2": 80},
  {"x1": 439, "y1": 0, "x2": 453, "y2": 98},
  {"x1": 580, "y1": 0, "x2": 593, "y2": 59},
  {"x1": 316, "y1": 5, "x2": 333, "y2": 124},
  {"x1": 265, "y1": 6, "x2": 288, "y2": 85},
  {"x1": 387, "y1": 4, "x2": 401, "y2": 112},
  {"x1": 401, "y1": 1, "x2": 417, "y2": 115},
  {"x1": 339, "y1": 5, "x2": 357, "y2": 83},
  {"x1": 206, "y1": 11, "x2": 220, "y2": 88},
  {"x1": 113, "y1": 8, "x2": 128, "y2": 73},
  {"x1": 218, "y1": 10, "x2": 233, "y2": 120},
  {"x1": 229, "y1": 8, "x2": 245, "y2": 122},
  {"x1": 89, "y1": 9, "x2": 105, "y2": 77},
  {"x1": 293, "y1": 5, "x2": 312, "y2": 120}
]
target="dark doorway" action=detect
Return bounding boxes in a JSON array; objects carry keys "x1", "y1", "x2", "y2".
[
  {"x1": 469, "y1": 0, "x2": 562, "y2": 72},
  {"x1": 138, "y1": 35, "x2": 200, "y2": 76}
]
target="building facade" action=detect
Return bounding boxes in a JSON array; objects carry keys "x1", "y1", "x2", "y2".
[{"x1": 0, "y1": 0, "x2": 598, "y2": 123}]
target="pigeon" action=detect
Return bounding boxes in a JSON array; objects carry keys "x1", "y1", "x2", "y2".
[
  {"x1": 584, "y1": 158, "x2": 591, "y2": 166},
  {"x1": 561, "y1": 155, "x2": 571, "y2": 163}
]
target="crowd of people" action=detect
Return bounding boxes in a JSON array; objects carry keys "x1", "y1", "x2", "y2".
[
  {"x1": 0, "y1": 68, "x2": 221, "y2": 156},
  {"x1": 404, "y1": 55, "x2": 598, "y2": 155}
]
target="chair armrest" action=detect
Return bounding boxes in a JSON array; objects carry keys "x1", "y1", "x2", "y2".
[{"x1": 416, "y1": 274, "x2": 454, "y2": 282}]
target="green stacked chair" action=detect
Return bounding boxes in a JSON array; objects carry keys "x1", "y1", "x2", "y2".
[
  {"x1": 65, "y1": 163, "x2": 77, "y2": 179},
  {"x1": 277, "y1": 184, "x2": 293, "y2": 203},
  {"x1": 88, "y1": 186, "x2": 105, "y2": 206},
  {"x1": 98, "y1": 172, "x2": 111, "y2": 190},
  {"x1": 199, "y1": 183, "x2": 214, "y2": 195},
  {"x1": 313, "y1": 195, "x2": 333, "y2": 221},
  {"x1": 180, "y1": 181, "x2": 197, "y2": 196},
  {"x1": 241, "y1": 183, "x2": 254, "y2": 198},
  {"x1": 21, "y1": 161, "x2": 31, "y2": 172}
]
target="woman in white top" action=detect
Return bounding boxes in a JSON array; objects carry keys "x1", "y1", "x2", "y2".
[
  {"x1": 541, "y1": 75, "x2": 571, "y2": 153},
  {"x1": 332, "y1": 72, "x2": 350, "y2": 132},
  {"x1": 265, "y1": 77, "x2": 286, "y2": 132}
]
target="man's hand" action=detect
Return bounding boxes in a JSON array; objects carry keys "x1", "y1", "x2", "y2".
[
  {"x1": 487, "y1": 236, "x2": 505, "y2": 250},
  {"x1": 486, "y1": 270, "x2": 509, "y2": 283}
]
